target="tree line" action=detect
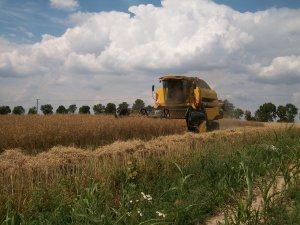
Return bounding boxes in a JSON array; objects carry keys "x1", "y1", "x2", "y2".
[
  {"x1": 0, "y1": 99, "x2": 150, "y2": 116},
  {"x1": 0, "y1": 99, "x2": 298, "y2": 122},
  {"x1": 221, "y1": 99, "x2": 299, "y2": 123}
]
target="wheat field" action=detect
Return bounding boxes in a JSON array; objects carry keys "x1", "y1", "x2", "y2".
[
  {"x1": 0, "y1": 114, "x2": 186, "y2": 154},
  {"x1": 0, "y1": 115, "x2": 265, "y2": 154}
]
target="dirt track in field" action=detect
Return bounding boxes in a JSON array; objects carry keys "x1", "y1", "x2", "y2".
[
  {"x1": 205, "y1": 175, "x2": 286, "y2": 225},
  {"x1": 204, "y1": 121, "x2": 299, "y2": 225}
]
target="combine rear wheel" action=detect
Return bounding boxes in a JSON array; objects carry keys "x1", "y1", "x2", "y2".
[{"x1": 206, "y1": 121, "x2": 220, "y2": 131}]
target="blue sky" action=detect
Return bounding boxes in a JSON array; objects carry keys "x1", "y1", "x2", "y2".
[
  {"x1": 1, "y1": 0, "x2": 300, "y2": 43},
  {"x1": 0, "y1": 0, "x2": 161, "y2": 43},
  {"x1": 0, "y1": 0, "x2": 300, "y2": 115},
  {"x1": 214, "y1": 0, "x2": 300, "y2": 12}
]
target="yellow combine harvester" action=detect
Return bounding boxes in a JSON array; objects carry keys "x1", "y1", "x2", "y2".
[{"x1": 142, "y1": 75, "x2": 223, "y2": 133}]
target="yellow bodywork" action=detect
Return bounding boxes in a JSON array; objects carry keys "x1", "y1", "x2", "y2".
[
  {"x1": 154, "y1": 75, "x2": 222, "y2": 132},
  {"x1": 154, "y1": 87, "x2": 165, "y2": 107}
]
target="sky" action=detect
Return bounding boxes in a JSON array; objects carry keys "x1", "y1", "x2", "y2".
[{"x1": 0, "y1": 0, "x2": 300, "y2": 117}]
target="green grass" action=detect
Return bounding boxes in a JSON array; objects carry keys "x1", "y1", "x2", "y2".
[{"x1": 1, "y1": 127, "x2": 300, "y2": 225}]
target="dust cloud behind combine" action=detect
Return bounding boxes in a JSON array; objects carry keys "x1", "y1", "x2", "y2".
[{"x1": 219, "y1": 118, "x2": 264, "y2": 129}]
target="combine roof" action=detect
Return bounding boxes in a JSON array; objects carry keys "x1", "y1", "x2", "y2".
[
  {"x1": 159, "y1": 75, "x2": 197, "y2": 80},
  {"x1": 159, "y1": 75, "x2": 211, "y2": 89}
]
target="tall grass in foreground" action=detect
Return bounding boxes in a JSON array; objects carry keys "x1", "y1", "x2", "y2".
[
  {"x1": 0, "y1": 115, "x2": 185, "y2": 153},
  {"x1": 0, "y1": 127, "x2": 299, "y2": 224}
]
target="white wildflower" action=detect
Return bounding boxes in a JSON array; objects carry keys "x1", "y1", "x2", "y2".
[
  {"x1": 137, "y1": 209, "x2": 143, "y2": 217},
  {"x1": 141, "y1": 192, "x2": 152, "y2": 201},
  {"x1": 146, "y1": 194, "x2": 152, "y2": 201},
  {"x1": 270, "y1": 145, "x2": 278, "y2": 150},
  {"x1": 156, "y1": 211, "x2": 166, "y2": 218}
]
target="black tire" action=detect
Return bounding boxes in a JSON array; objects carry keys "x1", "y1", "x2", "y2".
[
  {"x1": 207, "y1": 121, "x2": 220, "y2": 131},
  {"x1": 187, "y1": 125, "x2": 200, "y2": 133},
  {"x1": 186, "y1": 109, "x2": 205, "y2": 133}
]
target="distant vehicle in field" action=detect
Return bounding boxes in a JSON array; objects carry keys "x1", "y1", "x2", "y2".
[{"x1": 142, "y1": 75, "x2": 223, "y2": 132}]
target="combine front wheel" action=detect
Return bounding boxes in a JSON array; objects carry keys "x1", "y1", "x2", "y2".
[{"x1": 186, "y1": 109, "x2": 206, "y2": 133}]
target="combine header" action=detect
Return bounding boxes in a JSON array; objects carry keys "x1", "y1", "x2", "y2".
[{"x1": 141, "y1": 75, "x2": 223, "y2": 133}]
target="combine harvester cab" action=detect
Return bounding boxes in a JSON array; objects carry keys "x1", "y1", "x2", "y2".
[{"x1": 143, "y1": 75, "x2": 223, "y2": 133}]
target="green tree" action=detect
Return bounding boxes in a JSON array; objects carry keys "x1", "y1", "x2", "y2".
[
  {"x1": 233, "y1": 108, "x2": 244, "y2": 119},
  {"x1": 40, "y1": 104, "x2": 53, "y2": 115},
  {"x1": 93, "y1": 104, "x2": 105, "y2": 114},
  {"x1": 56, "y1": 105, "x2": 68, "y2": 114},
  {"x1": 220, "y1": 99, "x2": 235, "y2": 118},
  {"x1": 117, "y1": 102, "x2": 130, "y2": 116},
  {"x1": 0, "y1": 106, "x2": 11, "y2": 115},
  {"x1": 12, "y1": 106, "x2": 25, "y2": 115},
  {"x1": 79, "y1": 105, "x2": 90, "y2": 114},
  {"x1": 255, "y1": 102, "x2": 276, "y2": 122},
  {"x1": 117, "y1": 102, "x2": 130, "y2": 112},
  {"x1": 277, "y1": 105, "x2": 288, "y2": 122},
  {"x1": 68, "y1": 104, "x2": 77, "y2": 114},
  {"x1": 28, "y1": 106, "x2": 37, "y2": 115},
  {"x1": 285, "y1": 103, "x2": 298, "y2": 122},
  {"x1": 146, "y1": 105, "x2": 154, "y2": 111},
  {"x1": 244, "y1": 110, "x2": 255, "y2": 121},
  {"x1": 105, "y1": 103, "x2": 116, "y2": 114},
  {"x1": 132, "y1": 99, "x2": 145, "y2": 113}
]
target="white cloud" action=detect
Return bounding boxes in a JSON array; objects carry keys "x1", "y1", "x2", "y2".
[
  {"x1": 1, "y1": 0, "x2": 300, "y2": 111},
  {"x1": 250, "y1": 55, "x2": 300, "y2": 84},
  {"x1": 50, "y1": 0, "x2": 79, "y2": 11},
  {"x1": 0, "y1": 37, "x2": 17, "y2": 52}
]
